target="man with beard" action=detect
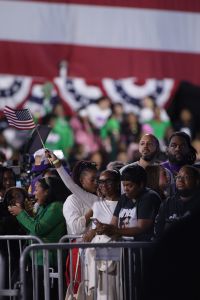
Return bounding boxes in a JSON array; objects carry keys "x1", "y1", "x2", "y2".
[
  {"x1": 161, "y1": 131, "x2": 196, "y2": 177},
  {"x1": 154, "y1": 165, "x2": 200, "y2": 239},
  {"x1": 121, "y1": 133, "x2": 160, "y2": 171},
  {"x1": 119, "y1": 133, "x2": 160, "y2": 194}
]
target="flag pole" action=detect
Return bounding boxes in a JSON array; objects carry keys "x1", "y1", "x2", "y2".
[
  {"x1": 28, "y1": 111, "x2": 53, "y2": 165},
  {"x1": 28, "y1": 109, "x2": 47, "y2": 150},
  {"x1": 34, "y1": 125, "x2": 46, "y2": 149}
]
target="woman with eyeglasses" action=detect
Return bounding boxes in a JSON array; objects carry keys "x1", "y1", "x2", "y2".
[
  {"x1": 46, "y1": 150, "x2": 121, "y2": 299},
  {"x1": 154, "y1": 165, "x2": 200, "y2": 239},
  {"x1": 46, "y1": 151, "x2": 121, "y2": 234},
  {"x1": 8, "y1": 176, "x2": 69, "y2": 299}
]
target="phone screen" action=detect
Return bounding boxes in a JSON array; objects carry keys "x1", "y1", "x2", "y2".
[
  {"x1": 16, "y1": 180, "x2": 22, "y2": 188},
  {"x1": 90, "y1": 217, "x2": 98, "y2": 224}
]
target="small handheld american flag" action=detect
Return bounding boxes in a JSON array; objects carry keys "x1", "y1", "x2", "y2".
[{"x1": 3, "y1": 106, "x2": 35, "y2": 130}]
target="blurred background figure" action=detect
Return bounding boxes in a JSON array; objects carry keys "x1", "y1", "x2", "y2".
[
  {"x1": 0, "y1": 150, "x2": 6, "y2": 166},
  {"x1": 28, "y1": 148, "x2": 52, "y2": 196},
  {"x1": 86, "y1": 96, "x2": 112, "y2": 132},
  {"x1": 42, "y1": 103, "x2": 74, "y2": 159},
  {"x1": 106, "y1": 160, "x2": 125, "y2": 171},
  {"x1": 146, "y1": 165, "x2": 175, "y2": 200},
  {"x1": 173, "y1": 108, "x2": 196, "y2": 139}
]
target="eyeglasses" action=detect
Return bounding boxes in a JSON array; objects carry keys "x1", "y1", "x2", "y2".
[
  {"x1": 175, "y1": 175, "x2": 191, "y2": 181},
  {"x1": 98, "y1": 179, "x2": 114, "y2": 185}
]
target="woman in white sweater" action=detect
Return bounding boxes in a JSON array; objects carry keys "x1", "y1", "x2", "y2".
[
  {"x1": 47, "y1": 153, "x2": 121, "y2": 230},
  {"x1": 47, "y1": 151, "x2": 121, "y2": 299},
  {"x1": 62, "y1": 160, "x2": 98, "y2": 235}
]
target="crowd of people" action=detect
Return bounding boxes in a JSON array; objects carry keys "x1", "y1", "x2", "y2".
[
  {"x1": 1, "y1": 96, "x2": 200, "y2": 299},
  {"x1": 1, "y1": 95, "x2": 200, "y2": 171}
]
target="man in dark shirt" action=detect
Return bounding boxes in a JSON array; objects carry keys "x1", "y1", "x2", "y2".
[
  {"x1": 154, "y1": 165, "x2": 200, "y2": 239},
  {"x1": 96, "y1": 165, "x2": 161, "y2": 300},
  {"x1": 97, "y1": 165, "x2": 161, "y2": 241},
  {"x1": 161, "y1": 131, "x2": 196, "y2": 177},
  {"x1": 120, "y1": 133, "x2": 160, "y2": 171},
  {"x1": 143, "y1": 192, "x2": 200, "y2": 300}
]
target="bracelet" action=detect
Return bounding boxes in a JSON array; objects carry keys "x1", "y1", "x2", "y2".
[{"x1": 52, "y1": 159, "x2": 60, "y2": 165}]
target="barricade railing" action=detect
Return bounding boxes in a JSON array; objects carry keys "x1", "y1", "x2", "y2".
[
  {"x1": 0, "y1": 252, "x2": 5, "y2": 300},
  {"x1": 0, "y1": 235, "x2": 42, "y2": 299},
  {"x1": 58, "y1": 234, "x2": 82, "y2": 299},
  {"x1": 19, "y1": 240, "x2": 153, "y2": 300}
]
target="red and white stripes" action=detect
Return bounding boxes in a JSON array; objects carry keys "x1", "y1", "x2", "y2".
[{"x1": 0, "y1": 1, "x2": 200, "y2": 83}]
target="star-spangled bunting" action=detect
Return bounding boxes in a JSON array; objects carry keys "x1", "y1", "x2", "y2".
[{"x1": 3, "y1": 106, "x2": 35, "y2": 130}]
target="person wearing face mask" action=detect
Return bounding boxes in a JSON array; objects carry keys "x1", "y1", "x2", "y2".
[{"x1": 154, "y1": 165, "x2": 200, "y2": 239}]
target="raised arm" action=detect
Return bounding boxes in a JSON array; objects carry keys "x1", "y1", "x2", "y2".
[
  {"x1": 9, "y1": 202, "x2": 64, "y2": 237},
  {"x1": 46, "y1": 151, "x2": 98, "y2": 208}
]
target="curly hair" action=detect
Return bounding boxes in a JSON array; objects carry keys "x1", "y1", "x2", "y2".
[{"x1": 168, "y1": 131, "x2": 197, "y2": 165}]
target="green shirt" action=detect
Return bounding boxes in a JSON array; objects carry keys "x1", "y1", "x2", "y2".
[
  {"x1": 45, "y1": 117, "x2": 74, "y2": 158},
  {"x1": 17, "y1": 201, "x2": 66, "y2": 266},
  {"x1": 100, "y1": 117, "x2": 120, "y2": 140},
  {"x1": 147, "y1": 120, "x2": 171, "y2": 140}
]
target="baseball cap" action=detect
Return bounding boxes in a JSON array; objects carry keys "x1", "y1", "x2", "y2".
[{"x1": 31, "y1": 148, "x2": 51, "y2": 173}]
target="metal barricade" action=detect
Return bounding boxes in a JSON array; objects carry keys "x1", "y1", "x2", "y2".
[
  {"x1": 0, "y1": 235, "x2": 42, "y2": 299},
  {"x1": 0, "y1": 252, "x2": 5, "y2": 300},
  {"x1": 20, "y1": 240, "x2": 153, "y2": 300},
  {"x1": 58, "y1": 235, "x2": 82, "y2": 300}
]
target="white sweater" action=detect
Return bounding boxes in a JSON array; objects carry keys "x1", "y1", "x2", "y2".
[
  {"x1": 57, "y1": 165, "x2": 118, "y2": 229},
  {"x1": 63, "y1": 194, "x2": 90, "y2": 235}
]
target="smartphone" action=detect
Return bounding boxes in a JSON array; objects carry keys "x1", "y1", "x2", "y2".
[
  {"x1": 90, "y1": 217, "x2": 98, "y2": 224},
  {"x1": 16, "y1": 180, "x2": 22, "y2": 188}
]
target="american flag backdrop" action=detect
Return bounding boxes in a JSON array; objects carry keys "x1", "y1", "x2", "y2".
[
  {"x1": 0, "y1": 1, "x2": 199, "y2": 114},
  {"x1": 0, "y1": 0, "x2": 200, "y2": 83}
]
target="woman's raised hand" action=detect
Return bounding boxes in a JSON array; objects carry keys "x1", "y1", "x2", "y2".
[{"x1": 45, "y1": 149, "x2": 61, "y2": 167}]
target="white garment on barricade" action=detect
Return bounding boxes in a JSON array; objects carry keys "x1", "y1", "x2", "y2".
[{"x1": 85, "y1": 234, "x2": 120, "y2": 300}]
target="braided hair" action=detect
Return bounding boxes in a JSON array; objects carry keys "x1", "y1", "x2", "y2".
[{"x1": 72, "y1": 160, "x2": 98, "y2": 188}]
